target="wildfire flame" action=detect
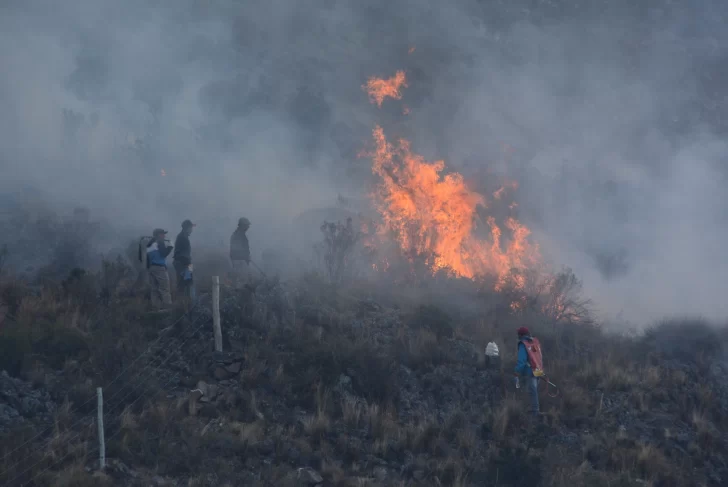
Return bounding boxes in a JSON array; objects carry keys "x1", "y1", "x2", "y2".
[
  {"x1": 361, "y1": 66, "x2": 541, "y2": 291},
  {"x1": 363, "y1": 71, "x2": 408, "y2": 107},
  {"x1": 367, "y1": 126, "x2": 540, "y2": 289},
  {"x1": 493, "y1": 181, "x2": 518, "y2": 200}
]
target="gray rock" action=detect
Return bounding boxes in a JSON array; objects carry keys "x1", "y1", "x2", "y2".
[
  {"x1": 338, "y1": 374, "x2": 352, "y2": 389},
  {"x1": 373, "y1": 466, "x2": 388, "y2": 482},
  {"x1": 0, "y1": 370, "x2": 55, "y2": 432},
  {"x1": 225, "y1": 362, "x2": 242, "y2": 374},
  {"x1": 296, "y1": 467, "x2": 323, "y2": 485},
  {"x1": 213, "y1": 366, "x2": 231, "y2": 380},
  {"x1": 287, "y1": 446, "x2": 301, "y2": 462}
]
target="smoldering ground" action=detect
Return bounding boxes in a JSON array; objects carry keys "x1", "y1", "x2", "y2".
[{"x1": 1, "y1": 0, "x2": 727, "y2": 326}]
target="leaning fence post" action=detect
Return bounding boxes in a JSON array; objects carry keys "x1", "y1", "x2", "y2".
[
  {"x1": 212, "y1": 276, "x2": 222, "y2": 352},
  {"x1": 96, "y1": 387, "x2": 105, "y2": 469}
]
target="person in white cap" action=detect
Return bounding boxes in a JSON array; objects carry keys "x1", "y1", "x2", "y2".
[{"x1": 146, "y1": 228, "x2": 173, "y2": 309}]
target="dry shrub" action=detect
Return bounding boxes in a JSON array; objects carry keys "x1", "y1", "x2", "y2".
[
  {"x1": 46, "y1": 430, "x2": 90, "y2": 468},
  {"x1": 492, "y1": 399, "x2": 523, "y2": 440},
  {"x1": 670, "y1": 369, "x2": 688, "y2": 387},
  {"x1": 630, "y1": 391, "x2": 650, "y2": 413},
  {"x1": 0, "y1": 286, "x2": 93, "y2": 375},
  {"x1": 456, "y1": 428, "x2": 477, "y2": 457},
  {"x1": 547, "y1": 461, "x2": 631, "y2": 487},
  {"x1": 0, "y1": 400, "x2": 95, "y2": 487},
  {"x1": 558, "y1": 383, "x2": 592, "y2": 421},
  {"x1": 320, "y1": 459, "x2": 347, "y2": 484},
  {"x1": 303, "y1": 411, "x2": 331, "y2": 438},
  {"x1": 643, "y1": 319, "x2": 722, "y2": 364},
  {"x1": 341, "y1": 397, "x2": 363, "y2": 428},
  {"x1": 696, "y1": 382, "x2": 713, "y2": 406},
  {"x1": 240, "y1": 344, "x2": 266, "y2": 387},
  {"x1": 394, "y1": 328, "x2": 448, "y2": 370},
  {"x1": 366, "y1": 403, "x2": 398, "y2": 440},
  {"x1": 691, "y1": 410, "x2": 721, "y2": 448},
  {"x1": 538, "y1": 267, "x2": 594, "y2": 327},
  {"x1": 239, "y1": 420, "x2": 265, "y2": 447},
  {"x1": 635, "y1": 443, "x2": 671, "y2": 481},
  {"x1": 407, "y1": 304, "x2": 454, "y2": 339},
  {"x1": 54, "y1": 466, "x2": 113, "y2": 487},
  {"x1": 643, "y1": 365, "x2": 662, "y2": 388},
  {"x1": 404, "y1": 417, "x2": 441, "y2": 453},
  {"x1": 304, "y1": 386, "x2": 331, "y2": 439},
  {"x1": 435, "y1": 456, "x2": 468, "y2": 486},
  {"x1": 601, "y1": 365, "x2": 637, "y2": 392}
]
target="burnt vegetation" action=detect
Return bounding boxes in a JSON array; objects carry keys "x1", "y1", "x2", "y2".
[{"x1": 0, "y1": 213, "x2": 727, "y2": 487}]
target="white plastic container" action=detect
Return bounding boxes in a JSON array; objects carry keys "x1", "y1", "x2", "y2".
[{"x1": 485, "y1": 342, "x2": 501, "y2": 369}]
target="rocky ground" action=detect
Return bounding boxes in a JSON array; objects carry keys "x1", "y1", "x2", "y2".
[
  {"x1": 1, "y1": 260, "x2": 728, "y2": 486},
  {"x1": 0, "y1": 371, "x2": 56, "y2": 436}
]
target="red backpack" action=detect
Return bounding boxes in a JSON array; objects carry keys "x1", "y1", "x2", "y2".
[{"x1": 520, "y1": 337, "x2": 545, "y2": 377}]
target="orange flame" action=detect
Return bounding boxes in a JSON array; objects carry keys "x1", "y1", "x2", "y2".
[
  {"x1": 363, "y1": 71, "x2": 408, "y2": 107},
  {"x1": 493, "y1": 181, "x2": 518, "y2": 200},
  {"x1": 367, "y1": 125, "x2": 540, "y2": 288}
]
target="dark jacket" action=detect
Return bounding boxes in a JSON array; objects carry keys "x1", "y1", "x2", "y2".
[
  {"x1": 173, "y1": 231, "x2": 192, "y2": 266},
  {"x1": 515, "y1": 336, "x2": 535, "y2": 377},
  {"x1": 230, "y1": 227, "x2": 250, "y2": 262},
  {"x1": 146, "y1": 239, "x2": 172, "y2": 268}
]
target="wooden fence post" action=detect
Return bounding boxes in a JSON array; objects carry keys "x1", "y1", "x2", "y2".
[
  {"x1": 97, "y1": 387, "x2": 105, "y2": 469},
  {"x1": 212, "y1": 276, "x2": 222, "y2": 352}
]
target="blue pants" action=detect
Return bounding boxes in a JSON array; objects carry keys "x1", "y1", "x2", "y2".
[{"x1": 527, "y1": 377, "x2": 539, "y2": 415}]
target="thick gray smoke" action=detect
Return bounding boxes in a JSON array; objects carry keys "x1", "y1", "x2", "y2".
[{"x1": 1, "y1": 0, "x2": 727, "y2": 325}]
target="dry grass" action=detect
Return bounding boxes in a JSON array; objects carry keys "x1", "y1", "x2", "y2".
[
  {"x1": 635, "y1": 442, "x2": 671, "y2": 480},
  {"x1": 304, "y1": 386, "x2": 332, "y2": 439},
  {"x1": 303, "y1": 410, "x2": 331, "y2": 437},
  {"x1": 366, "y1": 403, "x2": 398, "y2": 440},
  {"x1": 54, "y1": 465, "x2": 113, "y2": 487},
  {"x1": 1, "y1": 260, "x2": 727, "y2": 486},
  {"x1": 239, "y1": 420, "x2": 265, "y2": 447},
  {"x1": 691, "y1": 410, "x2": 720, "y2": 448},
  {"x1": 401, "y1": 416, "x2": 442, "y2": 455},
  {"x1": 492, "y1": 399, "x2": 524, "y2": 439},
  {"x1": 341, "y1": 397, "x2": 363, "y2": 428}
]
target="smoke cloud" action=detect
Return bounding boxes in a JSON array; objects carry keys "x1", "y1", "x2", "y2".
[{"x1": 1, "y1": 0, "x2": 727, "y2": 326}]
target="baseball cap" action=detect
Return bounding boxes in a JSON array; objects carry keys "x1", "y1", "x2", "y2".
[
  {"x1": 152, "y1": 228, "x2": 167, "y2": 237},
  {"x1": 182, "y1": 219, "x2": 196, "y2": 229}
]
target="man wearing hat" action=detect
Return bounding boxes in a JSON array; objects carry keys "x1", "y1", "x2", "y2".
[
  {"x1": 146, "y1": 228, "x2": 173, "y2": 309},
  {"x1": 514, "y1": 326, "x2": 541, "y2": 417},
  {"x1": 174, "y1": 220, "x2": 196, "y2": 302},
  {"x1": 230, "y1": 217, "x2": 251, "y2": 284}
]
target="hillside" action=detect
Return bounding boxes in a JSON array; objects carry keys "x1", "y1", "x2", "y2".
[{"x1": 1, "y1": 250, "x2": 727, "y2": 487}]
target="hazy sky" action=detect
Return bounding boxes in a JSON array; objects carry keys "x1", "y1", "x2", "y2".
[{"x1": 1, "y1": 0, "x2": 727, "y2": 325}]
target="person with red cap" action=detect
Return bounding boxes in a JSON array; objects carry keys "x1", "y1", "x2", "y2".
[{"x1": 514, "y1": 326, "x2": 540, "y2": 417}]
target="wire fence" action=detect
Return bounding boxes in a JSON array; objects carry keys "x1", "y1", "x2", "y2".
[{"x1": 0, "y1": 294, "x2": 216, "y2": 486}]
